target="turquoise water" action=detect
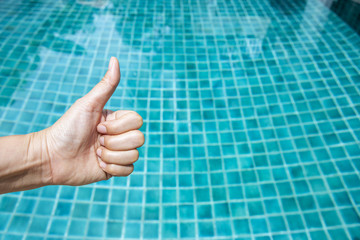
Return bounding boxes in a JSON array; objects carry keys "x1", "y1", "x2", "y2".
[{"x1": 0, "y1": 0, "x2": 360, "y2": 239}]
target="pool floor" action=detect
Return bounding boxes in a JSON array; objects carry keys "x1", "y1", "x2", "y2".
[{"x1": 0, "y1": 0, "x2": 360, "y2": 239}]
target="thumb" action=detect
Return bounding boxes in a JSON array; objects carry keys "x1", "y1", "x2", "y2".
[{"x1": 82, "y1": 57, "x2": 120, "y2": 111}]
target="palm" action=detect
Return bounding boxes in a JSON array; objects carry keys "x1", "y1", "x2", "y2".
[{"x1": 45, "y1": 102, "x2": 112, "y2": 185}]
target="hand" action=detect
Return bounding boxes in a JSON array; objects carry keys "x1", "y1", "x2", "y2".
[{"x1": 40, "y1": 57, "x2": 145, "y2": 186}]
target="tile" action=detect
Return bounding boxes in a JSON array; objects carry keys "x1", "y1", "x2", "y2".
[
  {"x1": 143, "y1": 223, "x2": 158, "y2": 239},
  {"x1": 0, "y1": 0, "x2": 359, "y2": 239}
]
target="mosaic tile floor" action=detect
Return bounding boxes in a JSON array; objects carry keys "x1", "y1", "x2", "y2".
[{"x1": 0, "y1": 0, "x2": 360, "y2": 239}]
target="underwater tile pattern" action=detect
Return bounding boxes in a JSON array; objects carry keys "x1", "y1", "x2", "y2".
[{"x1": 0, "y1": 0, "x2": 360, "y2": 239}]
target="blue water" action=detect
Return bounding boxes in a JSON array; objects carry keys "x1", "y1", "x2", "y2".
[{"x1": 0, "y1": 0, "x2": 360, "y2": 239}]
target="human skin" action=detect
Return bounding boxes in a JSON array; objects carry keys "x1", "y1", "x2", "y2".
[{"x1": 0, "y1": 57, "x2": 145, "y2": 194}]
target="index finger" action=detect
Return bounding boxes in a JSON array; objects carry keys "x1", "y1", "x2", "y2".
[{"x1": 97, "y1": 111, "x2": 143, "y2": 135}]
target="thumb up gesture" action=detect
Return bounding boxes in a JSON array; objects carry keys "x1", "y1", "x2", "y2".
[{"x1": 42, "y1": 57, "x2": 145, "y2": 185}]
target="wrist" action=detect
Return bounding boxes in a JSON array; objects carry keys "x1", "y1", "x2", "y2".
[
  {"x1": 0, "y1": 132, "x2": 53, "y2": 194},
  {"x1": 26, "y1": 130, "x2": 53, "y2": 187}
]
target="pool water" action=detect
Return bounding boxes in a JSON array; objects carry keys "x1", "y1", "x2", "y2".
[{"x1": 0, "y1": 0, "x2": 360, "y2": 239}]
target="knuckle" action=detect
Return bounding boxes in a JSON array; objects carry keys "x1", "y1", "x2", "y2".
[
  {"x1": 129, "y1": 150, "x2": 139, "y2": 163},
  {"x1": 104, "y1": 163, "x2": 134, "y2": 177},
  {"x1": 101, "y1": 148, "x2": 109, "y2": 161},
  {"x1": 104, "y1": 123, "x2": 113, "y2": 133},
  {"x1": 100, "y1": 74, "x2": 116, "y2": 89},
  {"x1": 129, "y1": 112, "x2": 143, "y2": 128},
  {"x1": 99, "y1": 78, "x2": 109, "y2": 89},
  {"x1": 104, "y1": 136, "x2": 112, "y2": 148},
  {"x1": 103, "y1": 136, "x2": 108, "y2": 146},
  {"x1": 139, "y1": 130, "x2": 145, "y2": 138},
  {"x1": 131, "y1": 130, "x2": 145, "y2": 146},
  {"x1": 126, "y1": 110, "x2": 137, "y2": 116},
  {"x1": 101, "y1": 73, "x2": 111, "y2": 84},
  {"x1": 106, "y1": 164, "x2": 116, "y2": 175},
  {"x1": 124, "y1": 165, "x2": 134, "y2": 176},
  {"x1": 115, "y1": 111, "x2": 125, "y2": 119},
  {"x1": 139, "y1": 132, "x2": 145, "y2": 145},
  {"x1": 133, "y1": 149, "x2": 140, "y2": 160},
  {"x1": 131, "y1": 130, "x2": 141, "y2": 138}
]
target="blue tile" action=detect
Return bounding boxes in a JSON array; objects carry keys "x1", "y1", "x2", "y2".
[
  {"x1": 163, "y1": 205, "x2": 177, "y2": 220},
  {"x1": 269, "y1": 216, "x2": 287, "y2": 232},
  {"x1": 76, "y1": 187, "x2": 93, "y2": 201},
  {"x1": 286, "y1": 215, "x2": 305, "y2": 231},
  {"x1": 197, "y1": 205, "x2": 212, "y2": 219},
  {"x1": 180, "y1": 222, "x2": 195, "y2": 238},
  {"x1": 72, "y1": 203, "x2": 89, "y2": 218},
  {"x1": 0, "y1": 197, "x2": 18, "y2": 212},
  {"x1": 111, "y1": 189, "x2": 126, "y2": 203},
  {"x1": 214, "y1": 203, "x2": 230, "y2": 218},
  {"x1": 291, "y1": 232, "x2": 308, "y2": 240},
  {"x1": 87, "y1": 221, "x2": 104, "y2": 237},
  {"x1": 179, "y1": 174, "x2": 193, "y2": 187},
  {"x1": 340, "y1": 207, "x2": 360, "y2": 224},
  {"x1": 179, "y1": 189, "x2": 194, "y2": 203},
  {"x1": 195, "y1": 188, "x2": 210, "y2": 202},
  {"x1": 143, "y1": 223, "x2": 158, "y2": 239},
  {"x1": 0, "y1": 0, "x2": 360, "y2": 238},
  {"x1": 316, "y1": 194, "x2": 335, "y2": 208},
  {"x1": 49, "y1": 219, "x2": 67, "y2": 235},
  {"x1": 251, "y1": 218, "x2": 268, "y2": 234},
  {"x1": 125, "y1": 223, "x2": 141, "y2": 238},
  {"x1": 8, "y1": 216, "x2": 30, "y2": 232},
  {"x1": 146, "y1": 189, "x2": 160, "y2": 204},
  {"x1": 54, "y1": 202, "x2": 72, "y2": 216},
  {"x1": 198, "y1": 221, "x2": 214, "y2": 237},
  {"x1": 59, "y1": 187, "x2": 76, "y2": 200},
  {"x1": 212, "y1": 179, "x2": 228, "y2": 196},
  {"x1": 127, "y1": 205, "x2": 142, "y2": 220},
  {"x1": 3, "y1": 234, "x2": 23, "y2": 240},
  {"x1": 229, "y1": 186, "x2": 243, "y2": 200},
  {"x1": 162, "y1": 189, "x2": 177, "y2": 203},
  {"x1": 146, "y1": 174, "x2": 160, "y2": 187},
  {"x1": 162, "y1": 223, "x2": 177, "y2": 238},
  {"x1": 216, "y1": 220, "x2": 232, "y2": 236},
  {"x1": 128, "y1": 190, "x2": 143, "y2": 203},
  {"x1": 93, "y1": 189, "x2": 109, "y2": 202},
  {"x1": 281, "y1": 198, "x2": 299, "y2": 212},
  {"x1": 163, "y1": 174, "x2": 176, "y2": 187},
  {"x1": 16, "y1": 199, "x2": 36, "y2": 214},
  {"x1": 310, "y1": 230, "x2": 328, "y2": 240},
  {"x1": 68, "y1": 220, "x2": 86, "y2": 236},
  {"x1": 298, "y1": 195, "x2": 316, "y2": 211},
  {"x1": 144, "y1": 206, "x2": 159, "y2": 220},
  {"x1": 328, "y1": 228, "x2": 348, "y2": 240},
  {"x1": 348, "y1": 226, "x2": 360, "y2": 240},
  {"x1": 261, "y1": 184, "x2": 277, "y2": 197},
  {"x1": 109, "y1": 205, "x2": 124, "y2": 220},
  {"x1": 248, "y1": 201, "x2": 264, "y2": 216},
  {"x1": 309, "y1": 179, "x2": 326, "y2": 192},
  {"x1": 321, "y1": 210, "x2": 342, "y2": 227},
  {"x1": 0, "y1": 213, "x2": 10, "y2": 231},
  {"x1": 233, "y1": 219, "x2": 250, "y2": 235},
  {"x1": 90, "y1": 204, "x2": 107, "y2": 219}
]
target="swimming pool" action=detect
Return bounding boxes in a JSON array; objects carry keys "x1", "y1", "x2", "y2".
[{"x1": 0, "y1": 0, "x2": 360, "y2": 239}]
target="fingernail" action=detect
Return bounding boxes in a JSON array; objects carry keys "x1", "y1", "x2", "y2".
[
  {"x1": 96, "y1": 148, "x2": 102, "y2": 157},
  {"x1": 108, "y1": 57, "x2": 115, "y2": 70},
  {"x1": 99, "y1": 136, "x2": 105, "y2": 146},
  {"x1": 97, "y1": 124, "x2": 107, "y2": 134}
]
